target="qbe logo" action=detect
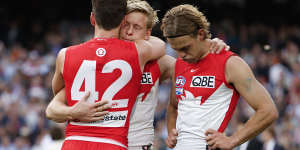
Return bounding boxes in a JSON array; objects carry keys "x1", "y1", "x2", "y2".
[
  {"x1": 141, "y1": 72, "x2": 153, "y2": 84},
  {"x1": 190, "y1": 76, "x2": 215, "y2": 88},
  {"x1": 176, "y1": 76, "x2": 186, "y2": 87}
]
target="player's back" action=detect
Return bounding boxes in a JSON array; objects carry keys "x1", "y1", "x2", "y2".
[{"x1": 63, "y1": 37, "x2": 142, "y2": 148}]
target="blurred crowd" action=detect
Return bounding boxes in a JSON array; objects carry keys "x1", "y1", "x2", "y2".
[{"x1": 0, "y1": 11, "x2": 299, "y2": 150}]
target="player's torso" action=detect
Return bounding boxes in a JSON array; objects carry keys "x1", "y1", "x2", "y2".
[
  {"x1": 63, "y1": 38, "x2": 142, "y2": 147},
  {"x1": 174, "y1": 51, "x2": 239, "y2": 148},
  {"x1": 128, "y1": 60, "x2": 160, "y2": 146}
]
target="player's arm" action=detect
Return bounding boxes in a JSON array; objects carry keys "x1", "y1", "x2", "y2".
[
  {"x1": 46, "y1": 88, "x2": 111, "y2": 123},
  {"x1": 135, "y1": 36, "x2": 166, "y2": 68},
  {"x1": 52, "y1": 48, "x2": 66, "y2": 95},
  {"x1": 226, "y1": 56, "x2": 278, "y2": 146},
  {"x1": 46, "y1": 88, "x2": 73, "y2": 123},
  {"x1": 166, "y1": 81, "x2": 178, "y2": 133},
  {"x1": 165, "y1": 65, "x2": 178, "y2": 148},
  {"x1": 166, "y1": 58, "x2": 177, "y2": 133},
  {"x1": 147, "y1": 36, "x2": 166, "y2": 60},
  {"x1": 157, "y1": 55, "x2": 176, "y2": 82},
  {"x1": 206, "y1": 56, "x2": 278, "y2": 149}
]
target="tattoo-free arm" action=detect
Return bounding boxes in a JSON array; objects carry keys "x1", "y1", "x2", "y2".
[
  {"x1": 158, "y1": 55, "x2": 176, "y2": 82},
  {"x1": 135, "y1": 36, "x2": 166, "y2": 70},
  {"x1": 46, "y1": 88, "x2": 73, "y2": 123},
  {"x1": 167, "y1": 81, "x2": 178, "y2": 134},
  {"x1": 46, "y1": 88, "x2": 111, "y2": 123},
  {"x1": 52, "y1": 48, "x2": 66, "y2": 95},
  {"x1": 165, "y1": 75, "x2": 179, "y2": 148}
]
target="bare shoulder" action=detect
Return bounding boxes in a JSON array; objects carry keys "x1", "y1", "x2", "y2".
[
  {"x1": 148, "y1": 36, "x2": 165, "y2": 48},
  {"x1": 57, "y1": 48, "x2": 67, "y2": 61},
  {"x1": 226, "y1": 56, "x2": 248, "y2": 69},
  {"x1": 225, "y1": 56, "x2": 253, "y2": 84},
  {"x1": 56, "y1": 48, "x2": 68, "y2": 73},
  {"x1": 158, "y1": 55, "x2": 175, "y2": 72},
  {"x1": 135, "y1": 40, "x2": 151, "y2": 54},
  {"x1": 135, "y1": 37, "x2": 166, "y2": 68},
  {"x1": 158, "y1": 55, "x2": 176, "y2": 82},
  {"x1": 133, "y1": 40, "x2": 152, "y2": 71}
]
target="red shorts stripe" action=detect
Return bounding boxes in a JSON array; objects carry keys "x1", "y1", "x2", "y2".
[{"x1": 62, "y1": 140, "x2": 127, "y2": 150}]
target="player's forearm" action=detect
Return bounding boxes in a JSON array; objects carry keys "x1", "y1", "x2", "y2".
[
  {"x1": 46, "y1": 99, "x2": 73, "y2": 122},
  {"x1": 166, "y1": 105, "x2": 178, "y2": 134},
  {"x1": 230, "y1": 105, "x2": 278, "y2": 147}
]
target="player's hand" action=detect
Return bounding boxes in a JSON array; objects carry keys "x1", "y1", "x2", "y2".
[
  {"x1": 70, "y1": 92, "x2": 112, "y2": 122},
  {"x1": 165, "y1": 128, "x2": 178, "y2": 148},
  {"x1": 205, "y1": 129, "x2": 234, "y2": 150},
  {"x1": 208, "y1": 38, "x2": 230, "y2": 54}
]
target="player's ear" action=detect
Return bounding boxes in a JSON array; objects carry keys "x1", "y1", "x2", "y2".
[
  {"x1": 197, "y1": 29, "x2": 205, "y2": 41},
  {"x1": 90, "y1": 12, "x2": 95, "y2": 26}
]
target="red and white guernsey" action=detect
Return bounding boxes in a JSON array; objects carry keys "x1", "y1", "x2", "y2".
[
  {"x1": 174, "y1": 51, "x2": 240, "y2": 150},
  {"x1": 63, "y1": 38, "x2": 142, "y2": 148},
  {"x1": 128, "y1": 60, "x2": 160, "y2": 147}
]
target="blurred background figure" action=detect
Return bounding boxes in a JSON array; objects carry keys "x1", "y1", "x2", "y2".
[
  {"x1": 261, "y1": 126, "x2": 285, "y2": 150},
  {"x1": 234, "y1": 117, "x2": 263, "y2": 150}
]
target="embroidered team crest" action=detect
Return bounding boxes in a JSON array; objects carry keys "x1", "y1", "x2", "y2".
[
  {"x1": 96, "y1": 48, "x2": 106, "y2": 57},
  {"x1": 176, "y1": 76, "x2": 186, "y2": 87},
  {"x1": 176, "y1": 76, "x2": 186, "y2": 95}
]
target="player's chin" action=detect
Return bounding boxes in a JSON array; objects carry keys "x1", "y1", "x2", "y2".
[{"x1": 121, "y1": 36, "x2": 134, "y2": 41}]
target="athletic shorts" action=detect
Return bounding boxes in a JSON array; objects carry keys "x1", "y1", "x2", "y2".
[
  {"x1": 62, "y1": 140, "x2": 127, "y2": 150},
  {"x1": 206, "y1": 145, "x2": 221, "y2": 150},
  {"x1": 128, "y1": 144, "x2": 152, "y2": 150}
]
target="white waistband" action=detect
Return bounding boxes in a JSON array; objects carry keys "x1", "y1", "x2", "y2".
[{"x1": 65, "y1": 136, "x2": 127, "y2": 149}]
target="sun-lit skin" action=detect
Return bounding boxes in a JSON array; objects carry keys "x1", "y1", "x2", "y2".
[
  {"x1": 120, "y1": 12, "x2": 151, "y2": 41},
  {"x1": 167, "y1": 33, "x2": 210, "y2": 63}
]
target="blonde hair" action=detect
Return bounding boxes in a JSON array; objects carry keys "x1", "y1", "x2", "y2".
[
  {"x1": 127, "y1": 0, "x2": 159, "y2": 29},
  {"x1": 161, "y1": 4, "x2": 211, "y2": 39}
]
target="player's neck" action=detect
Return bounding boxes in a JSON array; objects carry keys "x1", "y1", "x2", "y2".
[
  {"x1": 94, "y1": 27, "x2": 120, "y2": 39},
  {"x1": 197, "y1": 40, "x2": 211, "y2": 60}
]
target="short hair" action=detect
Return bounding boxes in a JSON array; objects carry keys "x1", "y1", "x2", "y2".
[
  {"x1": 127, "y1": 0, "x2": 159, "y2": 29},
  {"x1": 161, "y1": 4, "x2": 211, "y2": 39},
  {"x1": 92, "y1": 0, "x2": 127, "y2": 30}
]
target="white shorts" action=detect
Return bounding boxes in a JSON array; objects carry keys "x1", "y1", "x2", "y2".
[{"x1": 128, "y1": 144, "x2": 152, "y2": 150}]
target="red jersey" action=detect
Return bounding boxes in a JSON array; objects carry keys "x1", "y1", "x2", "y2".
[
  {"x1": 63, "y1": 38, "x2": 142, "y2": 148},
  {"x1": 174, "y1": 50, "x2": 240, "y2": 149},
  {"x1": 128, "y1": 60, "x2": 161, "y2": 146},
  {"x1": 139, "y1": 60, "x2": 160, "y2": 101}
]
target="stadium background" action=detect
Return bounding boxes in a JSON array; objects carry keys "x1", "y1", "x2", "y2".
[{"x1": 0, "y1": 0, "x2": 299, "y2": 149}]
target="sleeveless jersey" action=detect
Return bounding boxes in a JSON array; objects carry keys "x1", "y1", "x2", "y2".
[
  {"x1": 174, "y1": 50, "x2": 240, "y2": 150},
  {"x1": 128, "y1": 60, "x2": 160, "y2": 146},
  {"x1": 63, "y1": 38, "x2": 142, "y2": 148}
]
